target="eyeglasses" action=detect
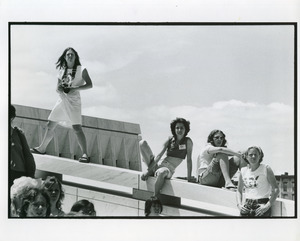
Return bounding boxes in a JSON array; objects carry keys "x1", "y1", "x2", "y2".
[
  {"x1": 247, "y1": 154, "x2": 258, "y2": 158},
  {"x1": 213, "y1": 136, "x2": 224, "y2": 140}
]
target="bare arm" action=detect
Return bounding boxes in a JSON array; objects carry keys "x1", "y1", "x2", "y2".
[
  {"x1": 71, "y1": 68, "x2": 93, "y2": 91},
  {"x1": 56, "y1": 79, "x2": 64, "y2": 93},
  {"x1": 186, "y1": 138, "x2": 193, "y2": 181},
  {"x1": 236, "y1": 173, "x2": 251, "y2": 214},
  {"x1": 236, "y1": 173, "x2": 244, "y2": 208},
  {"x1": 266, "y1": 166, "x2": 280, "y2": 205},
  {"x1": 256, "y1": 165, "x2": 280, "y2": 216},
  {"x1": 207, "y1": 146, "x2": 242, "y2": 158},
  {"x1": 147, "y1": 138, "x2": 169, "y2": 171}
]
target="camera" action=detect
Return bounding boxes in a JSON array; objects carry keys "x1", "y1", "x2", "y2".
[{"x1": 61, "y1": 74, "x2": 73, "y2": 93}]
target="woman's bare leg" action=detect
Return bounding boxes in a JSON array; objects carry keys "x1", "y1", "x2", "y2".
[
  {"x1": 154, "y1": 171, "x2": 168, "y2": 197},
  {"x1": 35, "y1": 121, "x2": 58, "y2": 153},
  {"x1": 72, "y1": 124, "x2": 87, "y2": 156},
  {"x1": 139, "y1": 140, "x2": 155, "y2": 180},
  {"x1": 218, "y1": 153, "x2": 235, "y2": 187}
]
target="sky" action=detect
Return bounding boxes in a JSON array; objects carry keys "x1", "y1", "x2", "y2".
[{"x1": 10, "y1": 24, "x2": 295, "y2": 176}]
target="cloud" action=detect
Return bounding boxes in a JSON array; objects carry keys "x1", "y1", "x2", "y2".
[
  {"x1": 82, "y1": 83, "x2": 119, "y2": 105},
  {"x1": 124, "y1": 100, "x2": 294, "y2": 176},
  {"x1": 212, "y1": 99, "x2": 256, "y2": 109}
]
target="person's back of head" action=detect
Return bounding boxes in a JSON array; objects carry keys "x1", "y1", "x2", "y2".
[
  {"x1": 144, "y1": 197, "x2": 163, "y2": 217},
  {"x1": 71, "y1": 199, "x2": 96, "y2": 216}
]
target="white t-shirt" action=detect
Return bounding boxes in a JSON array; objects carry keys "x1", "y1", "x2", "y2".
[{"x1": 240, "y1": 164, "x2": 272, "y2": 199}]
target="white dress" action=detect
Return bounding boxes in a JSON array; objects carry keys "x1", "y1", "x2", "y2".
[{"x1": 48, "y1": 65, "x2": 86, "y2": 128}]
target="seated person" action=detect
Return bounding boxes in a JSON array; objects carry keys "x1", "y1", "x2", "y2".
[
  {"x1": 197, "y1": 129, "x2": 246, "y2": 190},
  {"x1": 139, "y1": 118, "x2": 194, "y2": 199}
]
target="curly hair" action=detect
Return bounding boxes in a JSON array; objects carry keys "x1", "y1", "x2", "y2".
[
  {"x1": 144, "y1": 197, "x2": 163, "y2": 217},
  {"x1": 207, "y1": 129, "x2": 227, "y2": 147},
  {"x1": 170, "y1": 117, "x2": 190, "y2": 138},
  {"x1": 56, "y1": 47, "x2": 81, "y2": 70},
  {"x1": 42, "y1": 176, "x2": 65, "y2": 210},
  {"x1": 19, "y1": 188, "x2": 51, "y2": 217},
  {"x1": 244, "y1": 146, "x2": 264, "y2": 163}
]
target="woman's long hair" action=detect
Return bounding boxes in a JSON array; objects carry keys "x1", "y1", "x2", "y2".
[
  {"x1": 56, "y1": 47, "x2": 81, "y2": 69},
  {"x1": 207, "y1": 129, "x2": 227, "y2": 147},
  {"x1": 170, "y1": 117, "x2": 190, "y2": 139},
  {"x1": 42, "y1": 176, "x2": 65, "y2": 210}
]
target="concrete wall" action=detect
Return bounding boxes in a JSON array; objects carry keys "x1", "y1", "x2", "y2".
[{"x1": 13, "y1": 104, "x2": 142, "y2": 171}]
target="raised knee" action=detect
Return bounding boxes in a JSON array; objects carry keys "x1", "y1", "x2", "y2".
[
  {"x1": 155, "y1": 169, "x2": 168, "y2": 178},
  {"x1": 139, "y1": 139, "x2": 148, "y2": 148},
  {"x1": 216, "y1": 153, "x2": 228, "y2": 160}
]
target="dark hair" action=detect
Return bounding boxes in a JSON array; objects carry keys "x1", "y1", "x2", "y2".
[
  {"x1": 244, "y1": 146, "x2": 264, "y2": 163},
  {"x1": 42, "y1": 176, "x2": 65, "y2": 210},
  {"x1": 10, "y1": 105, "x2": 16, "y2": 119},
  {"x1": 144, "y1": 197, "x2": 163, "y2": 217},
  {"x1": 71, "y1": 199, "x2": 96, "y2": 216},
  {"x1": 56, "y1": 47, "x2": 81, "y2": 70},
  {"x1": 207, "y1": 129, "x2": 227, "y2": 147},
  {"x1": 19, "y1": 188, "x2": 51, "y2": 217},
  {"x1": 170, "y1": 118, "x2": 190, "y2": 138}
]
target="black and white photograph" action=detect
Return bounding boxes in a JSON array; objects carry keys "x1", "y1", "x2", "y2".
[{"x1": 1, "y1": 1, "x2": 299, "y2": 241}]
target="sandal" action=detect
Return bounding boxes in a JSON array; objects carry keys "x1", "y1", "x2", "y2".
[
  {"x1": 141, "y1": 172, "x2": 149, "y2": 181},
  {"x1": 30, "y1": 148, "x2": 46, "y2": 155},
  {"x1": 79, "y1": 155, "x2": 90, "y2": 163},
  {"x1": 223, "y1": 184, "x2": 237, "y2": 191}
]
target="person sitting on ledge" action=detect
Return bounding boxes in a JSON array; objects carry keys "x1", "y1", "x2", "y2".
[
  {"x1": 139, "y1": 117, "x2": 194, "y2": 200},
  {"x1": 197, "y1": 129, "x2": 246, "y2": 190}
]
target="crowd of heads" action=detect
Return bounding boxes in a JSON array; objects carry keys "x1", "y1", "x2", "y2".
[{"x1": 10, "y1": 176, "x2": 96, "y2": 218}]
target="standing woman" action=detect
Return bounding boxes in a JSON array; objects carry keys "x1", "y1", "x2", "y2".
[
  {"x1": 236, "y1": 146, "x2": 279, "y2": 217},
  {"x1": 31, "y1": 47, "x2": 93, "y2": 163}
]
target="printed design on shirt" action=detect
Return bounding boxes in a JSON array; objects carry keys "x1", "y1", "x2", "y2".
[{"x1": 243, "y1": 175, "x2": 260, "y2": 188}]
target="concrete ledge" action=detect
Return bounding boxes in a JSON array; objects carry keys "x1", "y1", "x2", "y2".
[
  {"x1": 34, "y1": 154, "x2": 295, "y2": 217},
  {"x1": 34, "y1": 154, "x2": 140, "y2": 188}
]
